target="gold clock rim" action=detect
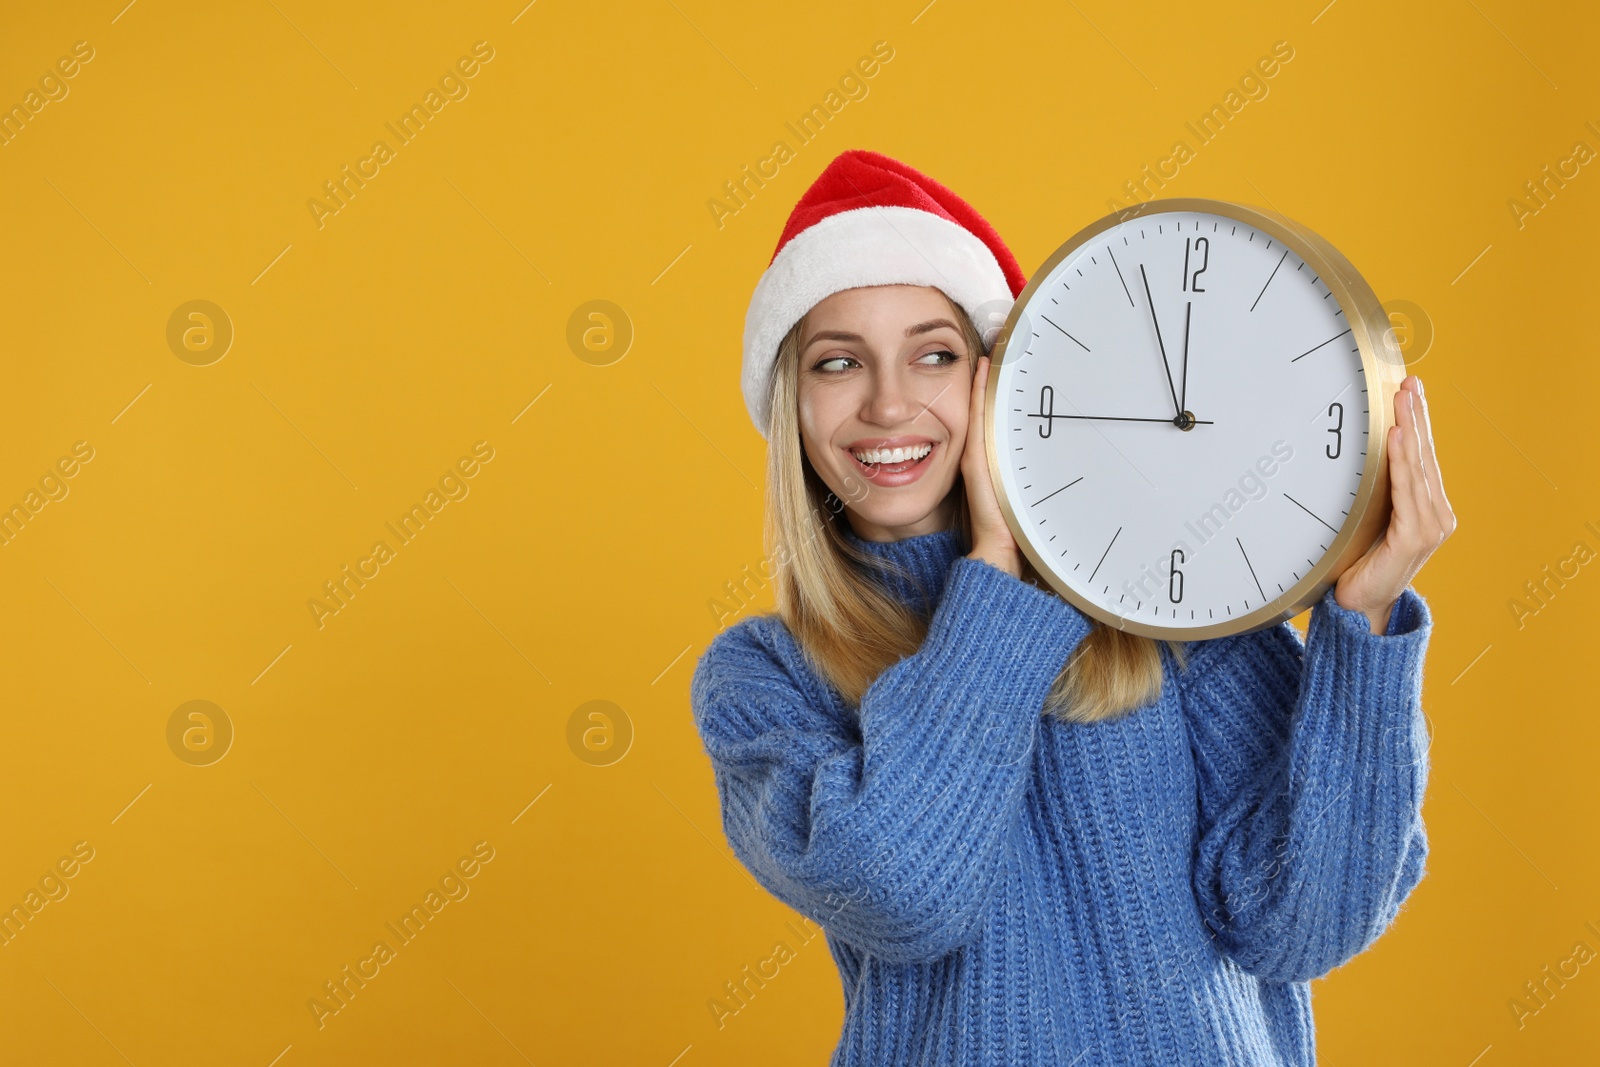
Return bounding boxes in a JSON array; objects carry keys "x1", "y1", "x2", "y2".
[{"x1": 982, "y1": 197, "x2": 1407, "y2": 642}]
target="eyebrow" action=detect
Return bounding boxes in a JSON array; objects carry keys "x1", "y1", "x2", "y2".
[{"x1": 801, "y1": 317, "x2": 961, "y2": 352}]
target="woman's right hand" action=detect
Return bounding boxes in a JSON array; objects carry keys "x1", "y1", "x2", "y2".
[{"x1": 962, "y1": 355, "x2": 1023, "y2": 578}]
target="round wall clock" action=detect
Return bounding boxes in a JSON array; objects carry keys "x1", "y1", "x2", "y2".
[{"x1": 984, "y1": 198, "x2": 1407, "y2": 640}]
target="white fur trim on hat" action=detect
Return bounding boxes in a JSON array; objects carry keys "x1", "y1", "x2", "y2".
[{"x1": 741, "y1": 205, "x2": 1014, "y2": 440}]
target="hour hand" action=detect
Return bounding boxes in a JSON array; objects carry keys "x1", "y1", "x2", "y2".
[{"x1": 1139, "y1": 262, "x2": 1183, "y2": 418}]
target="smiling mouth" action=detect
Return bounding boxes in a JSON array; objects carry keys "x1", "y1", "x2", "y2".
[{"x1": 848, "y1": 441, "x2": 936, "y2": 475}]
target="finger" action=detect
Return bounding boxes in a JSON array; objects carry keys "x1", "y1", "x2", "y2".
[
  {"x1": 1398, "y1": 384, "x2": 1429, "y2": 515},
  {"x1": 1409, "y1": 377, "x2": 1455, "y2": 534},
  {"x1": 1396, "y1": 381, "x2": 1441, "y2": 555},
  {"x1": 1386, "y1": 389, "x2": 1418, "y2": 543},
  {"x1": 966, "y1": 358, "x2": 979, "y2": 441},
  {"x1": 966, "y1": 358, "x2": 988, "y2": 464},
  {"x1": 1401, "y1": 383, "x2": 1439, "y2": 544}
]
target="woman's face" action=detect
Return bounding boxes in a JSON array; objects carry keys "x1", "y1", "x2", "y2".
[{"x1": 796, "y1": 284, "x2": 972, "y2": 542}]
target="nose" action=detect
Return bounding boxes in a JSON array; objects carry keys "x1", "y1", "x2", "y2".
[{"x1": 861, "y1": 362, "x2": 921, "y2": 428}]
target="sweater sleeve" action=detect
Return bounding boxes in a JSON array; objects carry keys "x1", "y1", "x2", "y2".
[
  {"x1": 689, "y1": 556, "x2": 1094, "y2": 964},
  {"x1": 1180, "y1": 584, "x2": 1433, "y2": 984}
]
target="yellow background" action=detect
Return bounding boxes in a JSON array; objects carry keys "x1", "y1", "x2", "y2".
[{"x1": 1, "y1": 0, "x2": 1595, "y2": 1063}]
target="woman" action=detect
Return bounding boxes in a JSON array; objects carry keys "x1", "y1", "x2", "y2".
[{"x1": 690, "y1": 149, "x2": 1454, "y2": 1065}]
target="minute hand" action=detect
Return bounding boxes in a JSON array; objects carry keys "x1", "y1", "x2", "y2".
[
  {"x1": 1032, "y1": 412, "x2": 1214, "y2": 425},
  {"x1": 1139, "y1": 262, "x2": 1183, "y2": 418}
]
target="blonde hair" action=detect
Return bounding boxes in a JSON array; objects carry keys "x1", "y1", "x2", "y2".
[{"x1": 764, "y1": 289, "x2": 1188, "y2": 724}]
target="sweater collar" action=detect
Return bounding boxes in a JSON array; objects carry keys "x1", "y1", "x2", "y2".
[{"x1": 841, "y1": 523, "x2": 966, "y2": 612}]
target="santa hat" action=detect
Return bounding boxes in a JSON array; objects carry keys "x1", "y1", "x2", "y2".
[{"x1": 741, "y1": 148, "x2": 1027, "y2": 439}]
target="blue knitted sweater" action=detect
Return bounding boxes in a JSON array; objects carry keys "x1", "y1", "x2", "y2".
[{"x1": 689, "y1": 524, "x2": 1432, "y2": 1066}]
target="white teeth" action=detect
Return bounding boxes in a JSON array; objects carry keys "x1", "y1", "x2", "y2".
[{"x1": 851, "y1": 443, "x2": 933, "y2": 466}]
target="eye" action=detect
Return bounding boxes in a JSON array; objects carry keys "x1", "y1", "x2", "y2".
[
  {"x1": 814, "y1": 355, "x2": 858, "y2": 373},
  {"x1": 918, "y1": 349, "x2": 960, "y2": 366}
]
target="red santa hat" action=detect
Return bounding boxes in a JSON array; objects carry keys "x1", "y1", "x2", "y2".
[{"x1": 741, "y1": 148, "x2": 1027, "y2": 439}]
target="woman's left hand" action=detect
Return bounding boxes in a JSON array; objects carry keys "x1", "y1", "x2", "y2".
[{"x1": 1334, "y1": 374, "x2": 1457, "y2": 634}]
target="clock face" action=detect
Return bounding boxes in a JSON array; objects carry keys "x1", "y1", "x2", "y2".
[{"x1": 990, "y1": 205, "x2": 1378, "y2": 636}]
